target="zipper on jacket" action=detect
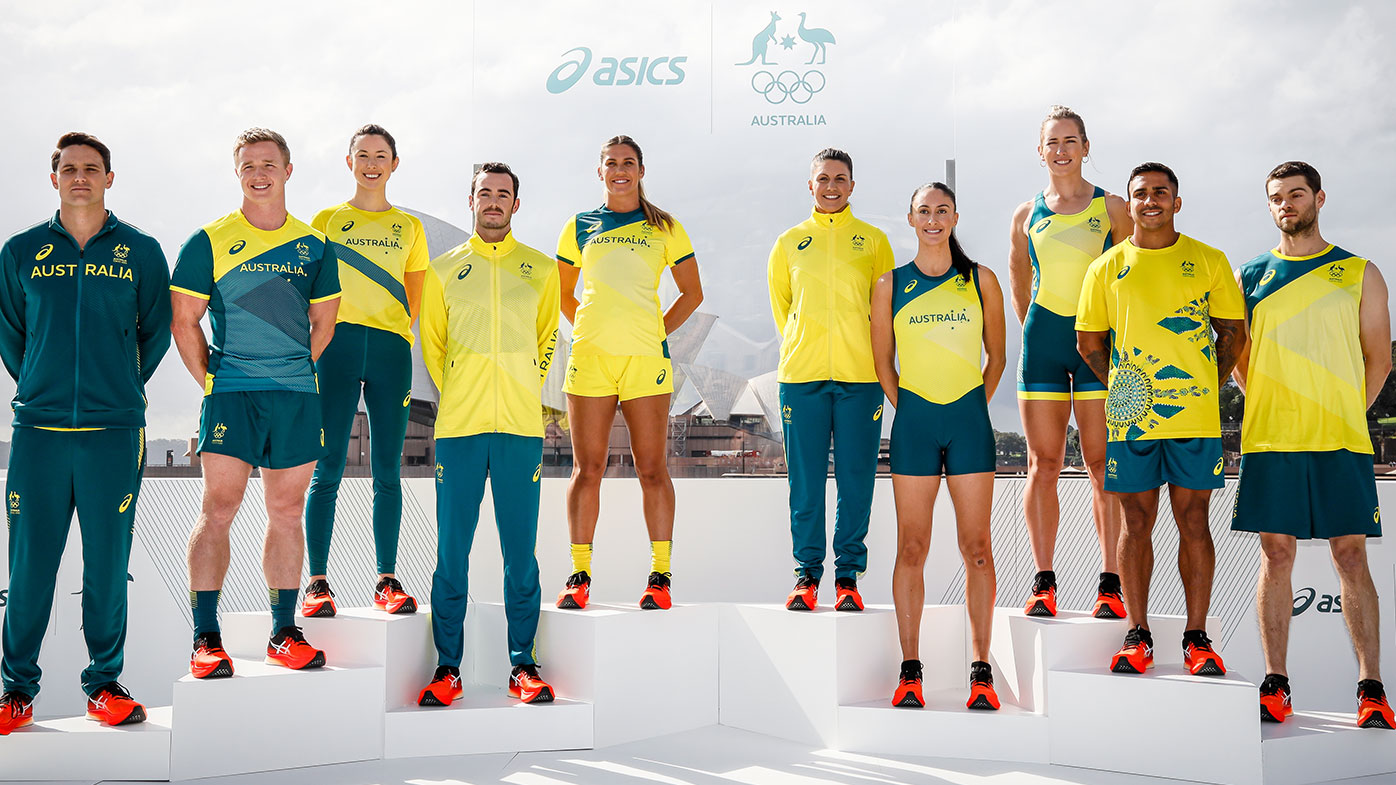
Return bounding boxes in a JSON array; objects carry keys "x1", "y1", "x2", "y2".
[
  {"x1": 826, "y1": 223, "x2": 835, "y2": 379},
  {"x1": 492, "y1": 250, "x2": 501, "y2": 431},
  {"x1": 72, "y1": 245, "x2": 84, "y2": 427}
]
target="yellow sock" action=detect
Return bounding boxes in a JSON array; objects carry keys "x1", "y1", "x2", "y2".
[
  {"x1": 570, "y1": 543, "x2": 593, "y2": 575},
  {"x1": 651, "y1": 540, "x2": 672, "y2": 576}
]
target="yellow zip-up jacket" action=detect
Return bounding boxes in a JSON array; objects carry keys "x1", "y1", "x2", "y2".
[
  {"x1": 420, "y1": 232, "x2": 560, "y2": 439},
  {"x1": 768, "y1": 207, "x2": 896, "y2": 383}
]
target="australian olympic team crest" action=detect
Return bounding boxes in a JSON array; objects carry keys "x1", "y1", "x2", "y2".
[{"x1": 737, "y1": 9, "x2": 836, "y2": 127}]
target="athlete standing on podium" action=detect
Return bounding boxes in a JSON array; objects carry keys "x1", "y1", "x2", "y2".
[
  {"x1": 1075, "y1": 163, "x2": 1247, "y2": 677},
  {"x1": 554, "y1": 135, "x2": 703, "y2": 612},
  {"x1": 872, "y1": 183, "x2": 1006, "y2": 710},
  {"x1": 769, "y1": 148, "x2": 895, "y2": 612},
  {"x1": 1009, "y1": 106, "x2": 1131, "y2": 619},
  {"x1": 171, "y1": 128, "x2": 340, "y2": 678},
  {"x1": 1231, "y1": 162, "x2": 1393, "y2": 729},
  {"x1": 418, "y1": 163, "x2": 559, "y2": 706},
  {"x1": 302, "y1": 125, "x2": 429, "y2": 619},
  {"x1": 0, "y1": 133, "x2": 171, "y2": 734}
]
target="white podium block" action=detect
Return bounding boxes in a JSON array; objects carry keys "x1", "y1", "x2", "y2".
[
  {"x1": 384, "y1": 685, "x2": 592, "y2": 758},
  {"x1": 1049, "y1": 664, "x2": 1260, "y2": 785},
  {"x1": 222, "y1": 608, "x2": 434, "y2": 708},
  {"x1": 839, "y1": 691, "x2": 1049, "y2": 763},
  {"x1": 469, "y1": 602, "x2": 717, "y2": 748},
  {"x1": 0, "y1": 705, "x2": 172, "y2": 781},
  {"x1": 1261, "y1": 710, "x2": 1396, "y2": 785},
  {"x1": 721, "y1": 604, "x2": 950, "y2": 747},
  {"x1": 169, "y1": 659, "x2": 385, "y2": 780}
]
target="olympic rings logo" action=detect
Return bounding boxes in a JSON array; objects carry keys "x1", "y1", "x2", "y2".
[{"x1": 751, "y1": 69, "x2": 826, "y2": 104}]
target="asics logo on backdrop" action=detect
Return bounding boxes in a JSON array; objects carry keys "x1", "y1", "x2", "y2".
[{"x1": 547, "y1": 47, "x2": 688, "y2": 94}]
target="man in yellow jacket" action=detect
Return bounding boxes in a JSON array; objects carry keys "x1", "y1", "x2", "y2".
[
  {"x1": 416, "y1": 163, "x2": 560, "y2": 707},
  {"x1": 768, "y1": 148, "x2": 896, "y2": 612}
]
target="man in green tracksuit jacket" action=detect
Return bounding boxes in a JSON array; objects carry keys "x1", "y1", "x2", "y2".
[{"x1": 0, "y1": 133, "x2": 172, "y2": 733}]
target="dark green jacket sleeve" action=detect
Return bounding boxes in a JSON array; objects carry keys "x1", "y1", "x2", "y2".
[
  {"x1": 136, "y1": 238, "x2": 172, "y2": 383},
  {"x1": 0, "y1": 241, "x2": 26, "y2": 381}
]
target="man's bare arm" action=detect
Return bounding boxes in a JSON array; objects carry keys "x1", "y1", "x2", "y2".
[
  {"x1": 1076, "y1": 329, "x2": 1111, "y2": 386},
  {"x1": 1212, "y1": 317, "x2": 1248, "y2": 382}
]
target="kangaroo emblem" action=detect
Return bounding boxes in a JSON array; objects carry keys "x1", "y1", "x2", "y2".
[{"x1": 736, "y1": 11, "x2": 780, "y2": 65}]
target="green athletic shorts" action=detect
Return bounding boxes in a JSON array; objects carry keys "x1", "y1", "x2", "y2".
[
  {"x1": 1104, "y1": 437, "x2": 1224, "y2": 493},
  {"x1": 198, "y1": 390, "x2": 324, "y2": 469},
  {"x1": 1231, "y1": 450, "x2": 1381, "y2": 539}
]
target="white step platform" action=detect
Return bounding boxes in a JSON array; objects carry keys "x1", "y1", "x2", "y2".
[
  {"x1": 385, "y1": 684, "x2": 592, "y2": 758},
  {"x1": 223, "y1": 607, "x2": 434, "y2": 708},
  {"x1": 1261, "y1": 710, "x2": 1396, "y2": 785},
  {"x1": 169, "y1": 658, "x2": 385, "y2": 780},
  {"x1": 989, "y1": 608, "x2": 1222, "y2": 712},
  {"x1": 0, "y1": 705, "x2": 172, "y2": 781},
  {"x1": 839, "y1": 690, "x2": 1050, "y2": 763},
  {"x1": 469, "y1": 602, "x2": 717, "y2": 748},
  {"x1": 1049, "y1": 664, "x2": 1260, "y2": 785}
]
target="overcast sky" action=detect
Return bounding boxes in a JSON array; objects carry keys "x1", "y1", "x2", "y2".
[{"x1": 1, "y1": 0, "x2": 1391, "y2": 440}]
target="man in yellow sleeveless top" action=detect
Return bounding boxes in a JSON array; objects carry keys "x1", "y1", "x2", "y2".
[
  {"x1": 769, "y1": 148, "x2": 895, "y2": 612},
  {"x1": 1076, "y1": 163, "x2": 1247, "y2": 678},
  {"x1": 1231, "y1": 161, "x2": 1393, "y2": 729}
]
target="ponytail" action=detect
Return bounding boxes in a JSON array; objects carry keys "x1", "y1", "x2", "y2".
[
  {"x1": 909, "y1": 181, "x2": 976, "y2": 282},
  {"x1": 601, "y1": 135, "x2": 675, "y2": 232}
]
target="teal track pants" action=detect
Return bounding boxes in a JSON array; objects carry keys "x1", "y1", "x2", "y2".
[
  {"x1": 305, "y1": 323, "x2": 412, "y2": 576},
  {"x1": 2, "y1": 427, "x2": 145, "y2": 698},
  {"x1": 779, "y1": 381, "x2": 883, "y2": 581},
  {"x1": 431, "y1": 434, "x2": 542, "y2": 668}
]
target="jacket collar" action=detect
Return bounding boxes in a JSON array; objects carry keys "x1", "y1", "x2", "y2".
[
  {"x1": 810, "y1": 206, "x2": 854, "y2": 229},
  {"x1": 468, "y1": 231, "x2": 517, "y2": 256}
]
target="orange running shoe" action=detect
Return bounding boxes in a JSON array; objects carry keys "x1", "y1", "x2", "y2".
[
  {"x1": 834, "y1": 578, "x2": 864, "y2": 612},
  {"x1": 1357, "y1": 680, "x2": 1395, "y2": 729},
  {"x1": 967, "y1": 661, "x2": 1000, "y2": 710},
  {"x1": 0, "y1": 691, "x2": 33, "y2": 735},
  {"x1": 301, "y1": 578, "x2": 336, "y2": 618},
  {"x1": 785, "y1": 575, "x2": 818, "y2": 611},
  {"x1": 373, "y1": 576, "x2": 418, "y2": 615},
  {"x1": 418, "y1": 666, "x2": 464, "y2": 707},
  {"x1": 639, "y1": 571, "x2": 672, "y2": 610},
  {"x1": 266, "y1": 626, "x2": 326, "y2": 670},
  {"x1": 892, "y1": 660, "x2": 924, "y2": 708},
  {"x1": 1093, "y1": 573, "x2": 1126, "y2": 619},
  {"x1": 556, "y1": 571, "x2": 591, "y2": 610},
  {"x1": 1182, "y1": 630, "x2": 1226, "y2": 676},
  {"x1": 1259, "y1": 674, "x2": 1293, "y2": 723},
  {"x1": 190, "y1": 632, "x2": 235, "y2": 679},
  {"x1": 509, "y1": 664, "x2": 555, "y2": 704},
  {"x1": 1110, "y1": 625, "x2": 1154, "y2": 674},
  {"x1": 1024, "y1": 572, "x2": 1057, "y2": 617},
  {"x1": 85, "y1": 682, "x2": 146, "y2": 726}
]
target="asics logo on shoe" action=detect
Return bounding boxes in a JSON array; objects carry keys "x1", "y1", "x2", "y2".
[{"x1": 271, "y1": 639, "x2": 293, "y2": 656}]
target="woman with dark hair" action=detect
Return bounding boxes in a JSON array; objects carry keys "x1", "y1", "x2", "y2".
[
  {"x1": 554, "y1": 135, "x2": 704, "y2": 611},
  {"x1": 871, "y1": 183, "x2": 1006, "y2": 710}
]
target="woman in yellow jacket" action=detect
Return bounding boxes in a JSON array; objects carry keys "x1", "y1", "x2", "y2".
[{"x1": 554, "y1": 135, "x2": 704, "y2": 611}]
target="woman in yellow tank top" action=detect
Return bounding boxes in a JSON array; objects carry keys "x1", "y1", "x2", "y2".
[
  {"x1": 1008, "y1": 106, "x2": 1132, "y2": 619},
  {"x1": 872, "y1": 183, "x2": 1006, "y2": 711},
  {"x1": 553, "y1": 135, "x2": 704, "y2": 611}
]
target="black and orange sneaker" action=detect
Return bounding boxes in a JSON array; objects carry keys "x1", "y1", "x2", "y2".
[
  {"x1": 834, "y1": 578, "x2": 864, "y2": 612},
  {"x1": 1357, "y1": 680, "x2": 1395, "y2": 729},
  {"x1": 786, "y1": 575, "x2": 818, "y2": 611},
  {"x1": 301, "y1": 578, "x2": 336, "y2": 618},
  {"x1": 1182, "y1": 629, "x2": 1226, "y2": 676},
  {"x1": 0, "y1": 691, "x2": 33, "y2": 735},
  {"x1": 266, "y1": 626, "x2": 326, "y2": 670},
  {"x1": 418, "y1": 665, "x2": 464, "y2": 707},
  {"x1": 85, "y1": 682, "x2": 146, "y2": 726},
  {"x1": 967, "y1": 660, "x2": 1000, "y2": 710},
  {"x1": 1024, "y1": 571, "x2": 1057, "y2": 617},
  {"x1": 639, "y1": 571, "x2": 672, "y2": 610},
  {"x1": 373, "y1": 576, "x2": 418, "y2": 615},
  {"x1": 1259, "y1": 673, "x2": 1293, "y2": 723},
  {"x1": 557, "y1": 571, "x2": 591, "y2": 610},
  {"x1": 509, "y1": 664, "x2": 555, "y2": 704},
  {"x1": 1093, "y1": 573, "x2": 1126, "y2": 619},
  {"x1": 1110, "y1": 625, "x2": 1154, "y2": 674},
  {"x1": 190, "y1": 632, "x2": 235, "y2": 679},
  {"x1": 892, "y1": 659, "x2": 924, "y2": 708}
]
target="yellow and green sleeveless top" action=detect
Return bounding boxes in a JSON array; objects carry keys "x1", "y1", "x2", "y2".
[
  {"x1": 312, "y1": 203, "x2": 429, "y2": 345},
  {"x1": 1239, "y1": 245, "x2": 1371, "y2": 454},
  {"x1": 892, "y1": 262, "x2": 983, "y2": 404},
  {"x1": 1026, "y1": 186, "x2": 1113, "y2": 318}
]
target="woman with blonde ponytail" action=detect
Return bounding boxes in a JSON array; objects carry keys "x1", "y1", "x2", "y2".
[{"x1": 554, "y1": 135, "x2": 704, "y2": 612}]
